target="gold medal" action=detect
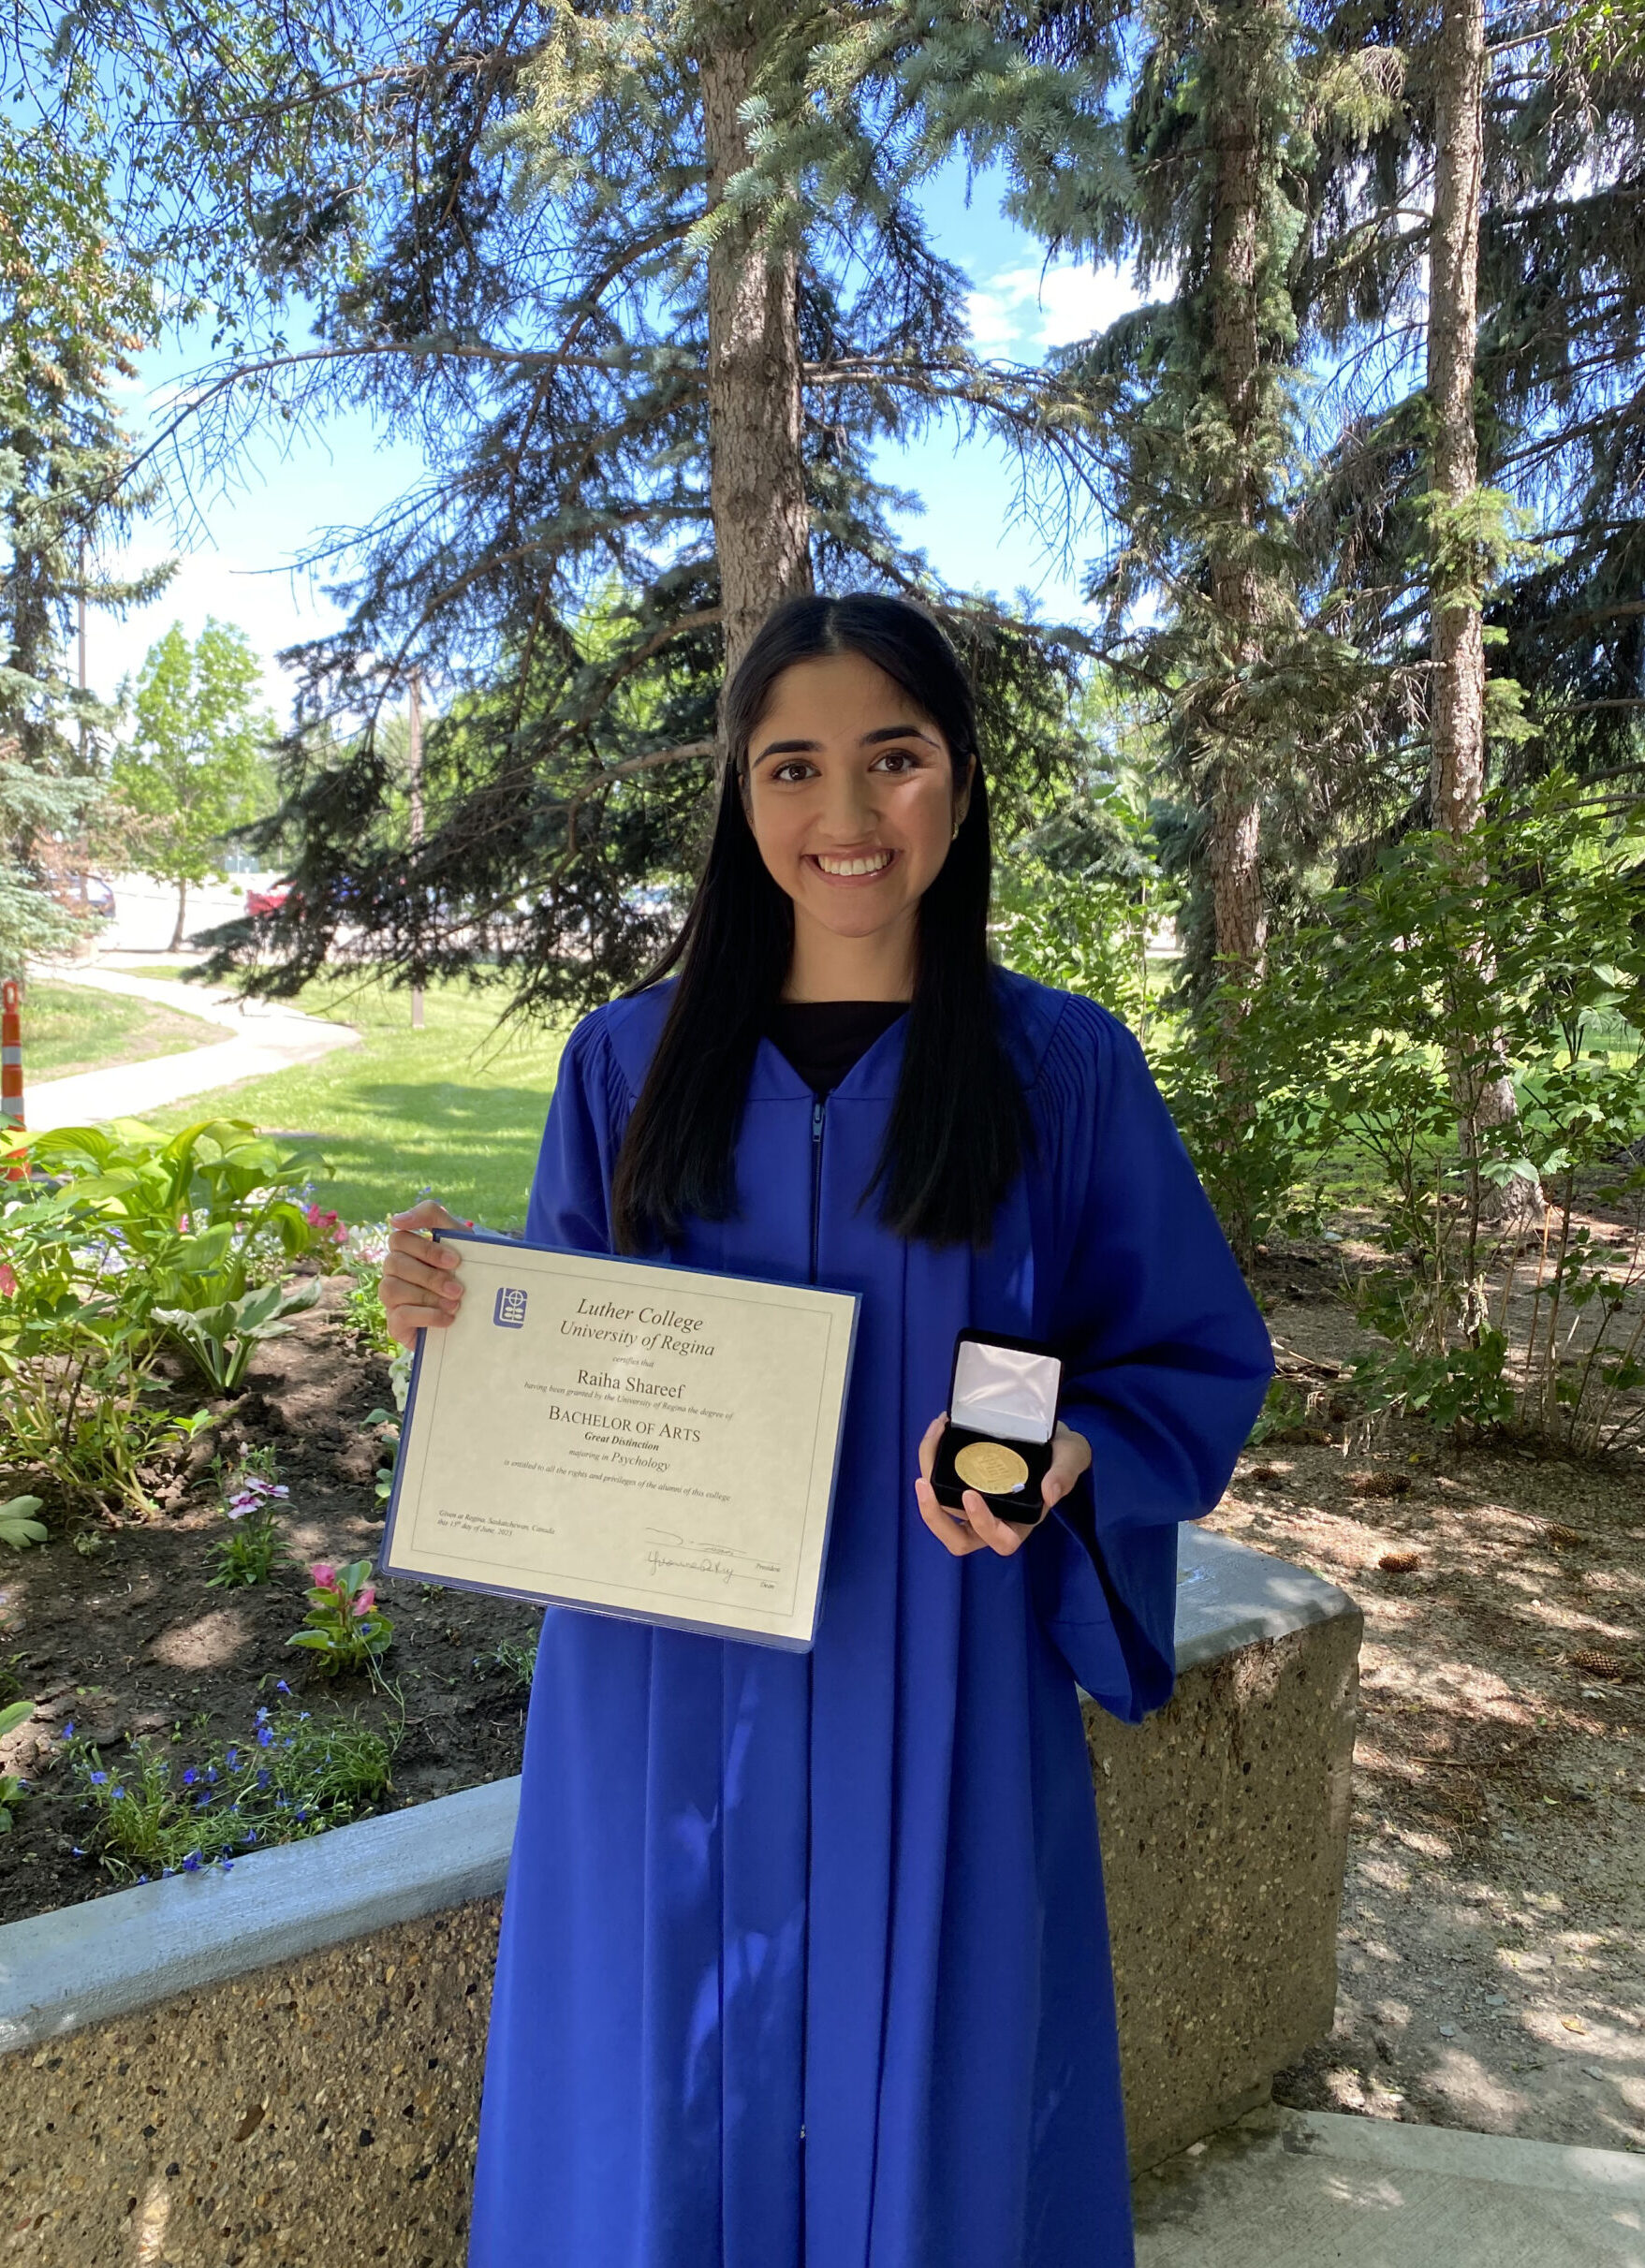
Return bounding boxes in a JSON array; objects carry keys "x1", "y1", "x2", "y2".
[{"x1": 953, "y1": 1440, "x2": 1030, "y2": 1495}]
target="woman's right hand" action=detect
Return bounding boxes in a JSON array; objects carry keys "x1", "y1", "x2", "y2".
[{"x1": 382, "y1": 1200, "x2": 468, "y2": 1349}]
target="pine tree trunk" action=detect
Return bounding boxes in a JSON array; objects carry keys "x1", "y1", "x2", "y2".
[
  {"x1": 1210, "y1": 783, "x2": 1267, "y2": 978},
  {"x1": 1429, "y1": 0, "x2": 1488, "y2": 847},
  {"x1": 1427, "y1": 0, "x2": 1541, "y2": 1226},
  {"x1": 169, "y1": 878, "x2": 187, "y2": 954},
  {"x1": 699, "y1": 35, "x2": 814, "y2": 700},
  {"x1": 1205, "y1": 7, "x2": 1270, "y2": 985}
]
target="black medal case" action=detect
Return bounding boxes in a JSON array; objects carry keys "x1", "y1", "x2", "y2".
[{"x1": 931, "y1": 1330, "x2": 1064, "y2": 1529}]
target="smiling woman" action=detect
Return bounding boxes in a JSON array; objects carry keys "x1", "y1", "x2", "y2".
[
  {"x1": 380, "y1": 593, "x2": 1273, "y2": 2268},
  {"x1": 743, "y1": 649, "x2": 972, "y2": 1002},
  {"x1": 610, "y1": 594, "x2": 1027, "y2": 1255}
]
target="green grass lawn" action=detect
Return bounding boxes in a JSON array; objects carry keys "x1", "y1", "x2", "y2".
[
  {"x1": 22, "y1": 978, "x2": 222, "y2": 1081},
  {"x1": 149, "y1": 975, "x2": 571, "y2": 1230}
]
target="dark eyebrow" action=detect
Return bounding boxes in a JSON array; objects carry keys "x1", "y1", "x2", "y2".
[{"x1": 752, "y1": 722, "x2": 941, "y2": 767}]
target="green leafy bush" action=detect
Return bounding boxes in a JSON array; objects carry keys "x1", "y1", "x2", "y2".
[
  {"x1": 153, "y1": 1278, "x2": 322, "y2": 1392},
  {"x1": 1288, "y1": 775, "x2": 1645, "y2": 1448},
  {"x1": 17, "y1": 1115, "x2": 327, "y2": 1324},
  {"x1": 0, "y1": 1117, "x2": 332, "y2": 1509},
  {"x1": 0, "y1": 1202, "x2": 211, "y2": 1512}
]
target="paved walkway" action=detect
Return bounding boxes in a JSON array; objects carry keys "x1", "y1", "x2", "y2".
[
  {"x1": 1135, "y1": 2105, "x2": 1645, "y2": 2265},
  {"x1": 19, "y1": 965, "x2": 359, "y2": 1132}
]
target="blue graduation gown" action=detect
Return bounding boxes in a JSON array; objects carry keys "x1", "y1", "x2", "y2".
[{"x1": 466, "y1": 972, "x2": 1272, "y2": 2268}]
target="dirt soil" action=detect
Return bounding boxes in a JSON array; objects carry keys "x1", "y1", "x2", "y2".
[
  {"x1": 0, "y1": 1277, "x2": 543, "y2": 1928},
  {"x1": 3, "y1": 1246, "x2": 1641, "y2": 2167},
  {"x1": 1230, "y1": 1240, "x2": 1645, "y2": 2158}
]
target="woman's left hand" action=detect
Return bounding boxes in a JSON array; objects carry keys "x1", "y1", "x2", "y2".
[{"x1": 914, "y1": 1413, "x2": 1092, "y2": 1558}]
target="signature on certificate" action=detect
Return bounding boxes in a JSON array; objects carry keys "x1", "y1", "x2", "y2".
[{"x1": 644, "y1": 1529, "x2": 784, "y2": 1577}]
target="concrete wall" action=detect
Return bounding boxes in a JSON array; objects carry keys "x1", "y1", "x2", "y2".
[{"x1": 0, "y1": 1530, "x2": 1359, "y2": 2264}]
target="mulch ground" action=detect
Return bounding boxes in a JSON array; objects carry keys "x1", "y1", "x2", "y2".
[
  {"x1": 0, "y1": 1276, "x2": 542, "y2": 1928},
  {"x1": 1233, "y1": 1241, "x2": 1645, "y2": 2157}
]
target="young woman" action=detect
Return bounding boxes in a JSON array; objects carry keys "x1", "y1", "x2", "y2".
[{"x1": 382, "y1": 594, "x2": 1272, "y2": 2268}]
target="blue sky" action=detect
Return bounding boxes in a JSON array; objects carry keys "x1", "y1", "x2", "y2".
[{"x1": 95, "y1": 164, "x2": 1138, "y2": 724}]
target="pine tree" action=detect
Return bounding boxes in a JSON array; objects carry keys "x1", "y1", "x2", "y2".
[
  {"x1": 27, "y1": 0, "x2": 1124, "y2": 1011},
  {"x1": 1047, "y1": 0, "x2": 1394, "y2": 995},
  {"x1": 0, "y1": 120, "x2": 169, "y2": 975}
]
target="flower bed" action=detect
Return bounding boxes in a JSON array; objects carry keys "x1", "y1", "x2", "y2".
[{"x1": 0, "y1": 1264, "x2": 541, "y2": 1928}]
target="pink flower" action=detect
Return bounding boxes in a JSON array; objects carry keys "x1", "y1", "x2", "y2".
[
  {"x1": 309, "y1": 1561, "x2": 338, "y2": 1589},
  {"x1": 352, "y1": 1586, "x2": 376, "y2": 1617},
  {"x1": 0, "y1": 1262, "x2": 16, "y2": 1298}
]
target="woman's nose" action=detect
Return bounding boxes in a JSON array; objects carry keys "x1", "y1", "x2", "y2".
[{"x1": 817, "y1": 768, "x2": 879, "y2": 840}]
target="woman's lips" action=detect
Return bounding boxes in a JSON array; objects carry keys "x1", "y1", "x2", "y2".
[{"x1": 804, "y1": 848, "x2": 897, "y2": 885}]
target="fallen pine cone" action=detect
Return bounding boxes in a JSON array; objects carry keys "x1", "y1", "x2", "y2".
[
  {"x1": 1568, "y1": 1649, "x2": 1641, "y2": 1683},
  {"x1": 1246, "y1": 1465, "x2": 1287, "y2": 1489},
  {"x1": 1546, "y1": 1524, "x2": 1591, "y2": 1551},
  {"x1": 1378, "y1": 1551, "x2": 1423, "y2": 1574},
  {"x1": 1350, "y1": 1471, "x2": 1413, "y2": 1499}
]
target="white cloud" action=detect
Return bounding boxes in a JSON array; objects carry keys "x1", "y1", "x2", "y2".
[{"x1": 964, "y1": 258, "x2": 1146, "y2": 357}]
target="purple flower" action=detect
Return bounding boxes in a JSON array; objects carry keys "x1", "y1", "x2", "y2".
[
  {"x1": 219, "y1": 1857, "x2": 233, "y2": 1873},
  {"x1": 194, "y1": 1795, "x2": 211, "y2": 1810},
  {"x1": 182, "y1": 1769, "x2": 197, "y2": 1787},
  {"x1": 257, "y1": 1726, "x2": 272, "y2": 1749},
  {"x1": 256, "y1": 1707, "x2": 270, "y2": 1725},
  {"x1": 61, "y1": 1719, "x2": 75, "y2": 1738},
  {"x1": 275, "y1": 1680, "x2": 290, "y2": 1696},
  {"x1": 89, "y1": 1770, "x2": 107, "y2": 1785},
  {"x1": 111, "y1": 1786, "x2": 125, "y2": 1800},
  {"x1": 205, "y1": 1765, "x2": 218, "y2": 1784},
  {"x1": 71, "y1": 1845, "x2": 85, "y2": 1856},
  {"x1": 257, "y1": 1768, "x2": 271, "y2": 1788},
  {"x1": 182, "y1": 1852, "x2": 201, "y2": 1872},
  {"x1": 225, "y1": 1748, "x2": 239, "y2": 1770}
]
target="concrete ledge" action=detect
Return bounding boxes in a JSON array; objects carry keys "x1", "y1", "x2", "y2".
[
  {"x1": 1092, "y1": 1533, "x2": 1362, "y2": 2168},
  {"x1": 0, "y1": 1775, "x2": 520, "y2": 2055},
  {"x1": 1172, "y1": 1521, "x2": 1355, "y2": 1670},
  {"x1": 0, "y1": 1528, "x2": 1363, "y2": 2261}
]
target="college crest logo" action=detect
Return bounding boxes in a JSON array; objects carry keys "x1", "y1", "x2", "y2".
[{"x1": 493, "y1": 1285, "x2": 528, "y2": 1329}]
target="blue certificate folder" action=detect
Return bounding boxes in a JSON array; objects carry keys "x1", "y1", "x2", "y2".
[{"x1": 380, "y1": 1231, "x2": 860, "y2": 1651}]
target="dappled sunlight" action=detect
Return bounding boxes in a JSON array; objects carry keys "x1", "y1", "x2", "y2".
[
  {"x1": 1228, "y1": 1286, "x2": 1645, "y2": 2157},
  {"x1": 149, "y1": 1606, "x2": 255, "y2": 1672}
]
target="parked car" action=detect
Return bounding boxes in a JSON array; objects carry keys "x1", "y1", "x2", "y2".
[
  {"x1": 244, "y1": 885, "x2": 291, "y2": 919},
  {"x1": 55, "y1": 872, "x2": 115, "y2": 919}
]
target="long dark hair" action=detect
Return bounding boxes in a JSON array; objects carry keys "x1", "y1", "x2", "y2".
[{"x1": 610, "y1": 593, "x2": 1029, "y2": 1253}]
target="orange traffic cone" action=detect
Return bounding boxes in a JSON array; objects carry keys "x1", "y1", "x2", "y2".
[{"x1": 2, "y1": 979, "x2": 25, "y2": 1178}]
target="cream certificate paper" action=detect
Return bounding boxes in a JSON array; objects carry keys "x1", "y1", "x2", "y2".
[{"x1": 381, "y1": 1234, "x2": 859, "y2": 1649}]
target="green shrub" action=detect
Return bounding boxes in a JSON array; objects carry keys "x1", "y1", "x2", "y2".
[{"x1": 0, "y1": 1117, "x2": 332, "y2": 1509}]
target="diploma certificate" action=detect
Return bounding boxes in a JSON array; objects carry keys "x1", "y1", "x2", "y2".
[{"x1": 381, "y1": 1233, "x2": 859, "y2": 1648}]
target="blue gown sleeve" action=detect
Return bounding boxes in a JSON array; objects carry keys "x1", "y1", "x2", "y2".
[
  {"x1": 1027, "y1": 996, "x2": 1273, "y2": 1723},
  {"x1": 523, "y1": 1014, "x2": 632, "y2": 1256}
]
